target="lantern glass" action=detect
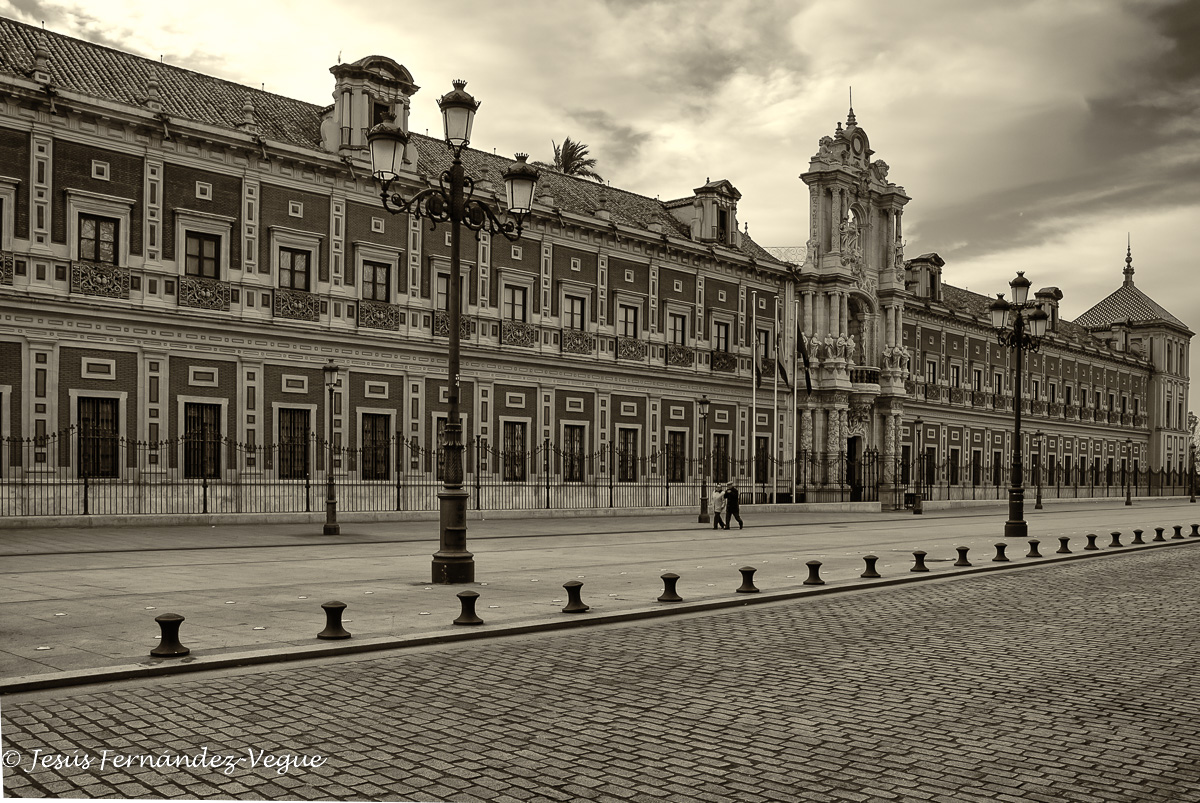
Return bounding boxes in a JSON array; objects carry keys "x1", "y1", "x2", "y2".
[
  {"x1": 989, "y1": 295, "x2": 1011, "y2": 330},
  {"x1": 1029, "y1": 308, "x2": 1049, "y2": 339},
  {"x1": 699, "y1": 394, "x2": 710, "y2": 415},
  {"x1": 503, "y1": 154, "x2": 539, "y2": 214},
  {"x1": 438, "y1": 80, "x2": 479, "y2": 148},
  {"x1": 1010, "y1": 271, "x2": 1031, "y2": 305},
  {"x1": 323, "y1": 359, "x2": 340, "y2": 389},
  {"x1": 367, "y1": 121, "x2": 405, "y2": 181}
]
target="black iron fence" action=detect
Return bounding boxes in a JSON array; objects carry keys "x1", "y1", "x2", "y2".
[{"x1": 0, "y1": 427, "x2": 1192, "y2": 517}]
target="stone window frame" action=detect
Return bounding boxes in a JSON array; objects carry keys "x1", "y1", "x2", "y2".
[
  {"x1": 175, "y1": 208, "x2": 235, "y2": 280},
  {"x1": 66, "y1": 188, "x2": 134, "y2": 265},
  {"x1": 355, "y1": 242, "x2": 404, "y2": 303},
  {"x1": 558, "y1": 278, "x2": 593, "y2": 332}
]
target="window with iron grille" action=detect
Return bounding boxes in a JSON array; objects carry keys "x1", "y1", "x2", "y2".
[
  {"x1": 185, "y1": 232, "x2": 220, "y2": 278},
  {"x1": 79, "y1": 213, "x2": 119, "y2": 264},
  {"x1": 183, "y1": 402, "x2": 221, "y2": 479},
  {"x1": 564, "y1": 295, "x2": 585, "y2": 330},
  {"x1": 668, "y1": 314, "x2": 686, "y2": 346},
  {"x1": 503, "y1": 286, "x2": 527, "y2": 322},
  {"x1": 754, "y1": 435, "x2": 769, "y2": 484},
  {"x1": 362, "y1": 261, "x2": 390, "y2": 302},
  {"x1": 1106, "y1": 457, "x2": 1114, "y2": 486},
  {"x1": 924, "y1": 446, "x2": 937, "y2": 487},
  {"x1": 949, "y1": 448, "x2": 960, "y2": 485},
  {"x1": 712, "y1": 433, "x2": 730, "y2": 484},
  {"x1": 78, "y1": 397, "x2": 119, "y2": 478},
  {"x1": 971, "y1": 450, "x2": 982, "y2": 486},
  {"x1": 503, "y1": 421, "x2": 527, "y2": 482},
  {"x1": 563, "y1": 425, "x2": 584, "y2": 482},
  {"x1": 362, "y1": 413, "x2": 390, "y2": 481},
  {"x1": 901, "y1": 445, "x2": 912, "y2": 486},
  {"x1": 618, "y1": 428, "x2": 638, "y2": 482},
  {"x1": 278, "y1": 408, "x2": 310, "y2": 480},
  {"x1": 993, "y1": 450, "x2": 1003, "y2": 487},
  {"x1": 666, "y1": 430, "x2": 687, "y2": 482},
  {"x1": 279, "y1": 247, "x2": 311, "y2": 291},
  {"x1": 713, "y1": 320, "x2": 730, "y2": 352}
]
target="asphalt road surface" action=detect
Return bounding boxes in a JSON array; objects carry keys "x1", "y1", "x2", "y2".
[{"x1": 2, "y1": 544, "x2": 1198, "y2": 802}]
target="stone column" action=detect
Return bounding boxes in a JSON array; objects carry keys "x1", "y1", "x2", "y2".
[
  {"x1": 841, "y1": 292, "x2": 850, "y2": 338},
  {"x1": 804, "y1": 291, "x2": 814, "y2": 337}
]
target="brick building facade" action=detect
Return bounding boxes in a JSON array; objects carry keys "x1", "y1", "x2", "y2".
[{"x1": 0, "y1": 19, "x2": 1190, "y2": 518}]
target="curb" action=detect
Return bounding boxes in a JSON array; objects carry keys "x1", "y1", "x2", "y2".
[{"x1": 3, "y1": 537, "x2": 1197, "y2": 695}]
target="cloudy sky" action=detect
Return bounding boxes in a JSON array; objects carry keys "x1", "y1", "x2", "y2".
[{"x1": 4, "y1": 0, "x2": 1199, "y2": 370}]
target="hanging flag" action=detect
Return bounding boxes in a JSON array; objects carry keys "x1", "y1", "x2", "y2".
[
  {"x1": 797, "y1": 325, "x2": 813, "y2": 394},
  {"x1": 776, "y1": 332, "x2": 791, "y2": 389},
  {"x1": 754, "y1": 354, "x2": 763, "y2": 388}
]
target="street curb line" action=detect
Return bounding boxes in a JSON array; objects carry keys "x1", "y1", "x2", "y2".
[{"x1": 3, "y1": 538, "x2": 1197, "y2": 695}]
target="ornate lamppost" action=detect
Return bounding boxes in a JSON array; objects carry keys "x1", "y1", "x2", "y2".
[
  {"x1": 1033, "y1": 429, "x2": 1044, "y2": 510},
  {"x1": 912, "y1": 417, "x2": 924, "y2": 515},
  {"x1": 989, "y1": 272, "x2": 1049, "y2": 538},
  {"x1": 1125, "y1": 438, "x2": 1133, "y2": 506},
  {"x1": 1189, "y1": 411, "x2": 1197, "y2": 504},
  {"x1": 323, "y1": 359, "x2": 340, "y2": 536},
  {"x1": 368, "y1": 81, "x2": 539, "y2": 584},
  {"x1": 698, "y1": 394, "x2": 711, "y2": 524}
]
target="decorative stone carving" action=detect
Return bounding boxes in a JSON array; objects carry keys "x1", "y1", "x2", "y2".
[
  {"x1": 847, "y1": 403, "x2": 872, "y2": 436},
  {"x1": 711, "y1": 350, "x2": 737, "y2": 373},
  {"x1": 358, "y1": 300, "x2": 400, "y2": 331},
  {"x1": 872, "y1": 160, "x2": 890, "y2": 183},
  {"x1": 433, "y1": 311, "x2": 472, "y2": 339},
  {"x1": 273, "y1": 287, "x2": 319, "y2": 322},
  {"x1": 179, "y1": 275, "x2": 231, "y2": 312},
  {"x1": 561, "y1": 329, "x2": 595, "y2": 355},
  {"x1": 501, "y1": 320, "x2": 537, "y2": 347},
  {"x1": 71, "y1": 261, "x2": 130, "y2": 299},
  {"x1": 0, "y1": 252, "x2": 13, "y2": 286},
  {"x1": 666, "y1": 344, "x2": 695, "y2": 367},
  {"x1": 617, "y1": 336, "x2": 647, "y2": 361}
]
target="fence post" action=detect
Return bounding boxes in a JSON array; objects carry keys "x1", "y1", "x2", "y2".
[
  {"x1": 544, "y1": 437, "x2": 551, "y2": 510},
  {"x1": 201, "y1": 417, "x2": 210, "y2": 515},
  {"x1": 609, "y1": 440, "x2": 615, "y2": 509},
  {"x1": 475, "y1": 435, "x2": 482, "y2": 511}
]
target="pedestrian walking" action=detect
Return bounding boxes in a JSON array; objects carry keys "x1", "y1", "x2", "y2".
[
  {"x1": 709, "y1": 486, "x2": 728, "y2": 530},
  {"x1": 724, "y1": 482, "x2": 743, "y2": 529}
]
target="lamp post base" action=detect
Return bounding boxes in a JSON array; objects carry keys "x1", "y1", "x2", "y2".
[
  {"x1": 323, "y1": 523, "x2": 340, "y2": 535},
  {"x1": 699, "y1": 496, "x2": 710, "y2": 524},
  {"x1": 1004, "y1": 519, "x2": 1028, "y2": 539},
  {"x1": 433, "y1": 487, "x2": 474, "y2": 584},
  {"x1": 1005, "y1": 485, "x2": 1026, "y2": 537}
]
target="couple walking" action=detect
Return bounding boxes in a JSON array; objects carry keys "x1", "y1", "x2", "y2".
[{"x1": 709, "y1": 482, "x2": 743, "y2": 530}]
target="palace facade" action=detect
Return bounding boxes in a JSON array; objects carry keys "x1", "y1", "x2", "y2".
[{"x1": 0, "y1": 18, "x2": 1190, "y2": 519}]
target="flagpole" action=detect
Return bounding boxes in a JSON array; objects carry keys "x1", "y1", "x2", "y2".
[
  {"x1": 751, "y1": 290, "x2": 757, "y2": 501},
  {"x1": 793, "y1": 297, "x2": 800, "y2": 501},
  {"x1": 773, "y1": 296, "x2": 780, "y2": 505}
]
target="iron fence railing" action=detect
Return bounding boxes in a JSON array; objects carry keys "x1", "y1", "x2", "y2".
[{"x1": 0, "y1": 427, "x2": 1192, "y2": 517}]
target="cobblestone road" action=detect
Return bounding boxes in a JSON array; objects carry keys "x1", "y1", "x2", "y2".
[{"x1": 3, "y1": 547, "x2": 1198, "y2": 802}]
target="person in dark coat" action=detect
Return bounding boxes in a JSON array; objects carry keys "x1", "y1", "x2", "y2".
[{"x1": 723, "y1": 482, "x2": 743, "y2": 529}]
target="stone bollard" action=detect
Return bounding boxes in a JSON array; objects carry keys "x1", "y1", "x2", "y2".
[
  {"x1": 953, "y1": 546, "x2": 971, "y2": 567},
  {"x1": 1108, "y1": 531, "x2": 1123, "y2": 548},
  {"x1": 993, "y1": 543, "x2": 1010, "y2": 562},
  {"x1": 658, "y1": 573, "x2": 683, "y2": 603},
  {"x1": 1084, "y1": 533, "x2": 1100, "y2": 550},
  {"x1": 317, "y1": 601, "x2": 351, "y2": 640},
  {"x1": 1173, "y1": 525, "x2": 1184, "y2": 539},
  {"x1": 736, "y1": 566, "x2": 760, "y2": 593},
  {"x1": 911, "y1": 551, "x2": 930, "y2": 572},
  {"x1": 1057, "y1": 536, "x2": 1071, "y2": 554},
  {"x1": 803, "y1": 560, "x2": 824, "y2": 586},
  {"x1": 1191, "y1": 524, "x2": 1200, "y2": 537},
  {"x1": 150, "y1": 613, "x2": 190, "y2": 657},
  {"x1": 453, "y1": 590, "x2": 484, "y2": 625},
  {"x1": 1027, "y1": 540, "x2": 1042, "y2": 558},
  {"x1": 1132, "y1": 529, "x2": 1145, "y2": 545},
  {"x1": 861, "y1": 555, "x2": 881, "y2": 579},
  {"x1": 1153, "y1": 527, "x2": 1166, "y2": 542},
  {"x1": 561, "y1": 580, "x2": 590, "y2": 613}
]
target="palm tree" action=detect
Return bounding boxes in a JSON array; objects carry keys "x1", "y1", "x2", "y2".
[{"x1": 535, "y1": 137, "x2": 603, "y2": 182}]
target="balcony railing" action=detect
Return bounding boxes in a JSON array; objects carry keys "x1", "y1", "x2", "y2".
[
  {"x1": 617, "y1": 336, "x2": 647, "y2": 361},
  {"x1": 666, "y1": 344, "x2": 695, "y2": 367},
  {"x1": 850, "y1": 367, "x2": 880, "y2": 386},
  {"x1": 273, "y1": 287, "x2": 320, "y2": 322},
  {"x1": 501, "y1": 320, "x2": 537, "y2": 347},
  {"x1": 71, "y1": 260, "x2": 130, "y2": 299},
  {"x1": 178, "y1": 275, "x2": 231, "y2": 312},
  {"x1": 711, "y1": 350, "x2": 737, "y2": 373},
  {"x1": 0, "y1": 251, "x2": 13, "y2": 286},
  {"x1": 433, "y1": 311, "x2": 472, "y2": 339},
  {"x1": 561, "y1": 328, "x2": 596, "y2": 355},
  {"x1": 358, "y1": 299, "x2": 400, "y2": 331}
]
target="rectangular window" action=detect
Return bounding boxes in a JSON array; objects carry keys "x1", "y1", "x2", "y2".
[
  {"x1": 1048, "y1": 454, "x2": 1058, "y2": 486},
  {"x1": 1050, "y1": 384, "x2": 1057, "y2": 404},
  {"x1": 925, "y1": 360, "x2": 937, "y2": 385},
  {"x1": 563, "y1": 424, "x2": 584, "y2": 482},
  {"x1": 757, "y1": 330, "x2": 770, "y2": 361},
  {"x1": 949, "y1": 448, "x2": 960, "y2": 485},
  {"x1": 993, "y1": 450, "x2": 1003, "y2": 487},
  {"x1": 362, "y1": 413, "x2": 390, "y2": 481},
  {"x1": 901, "y1": 444, "x2": 912, "y2": 486},
  {"x1": 619, "y1": 305, "x2": 639, "y2": 338},
  {"x1": 1106, "y1": 457, "x2": 1114, "y2": 486},
  {"x1": 503, "y1": 286, "x2": 528, "y2": 322},
  {"x1": 712, "y1": 433, "x2": 730, "y2": 484},
  {"x1": 362, "y1": 260, "x2": 390, "y2": 302},
  {"x1": 1032, "y1": 379, "x2": 1041, "y2": 400},
  {"x1": 78, "y1": 397, "x2": 119, "y2": 478},
  {"x1": 279, "y1": 247, "x2": 310, "y2": 291},
  {"x1": 503, "y1": 421, "x2": 527, "y2": 482},
  {"x1": 184, "y1": 232, "x2": 220, "y2": 278},
  {"x1": 669, "y1": 313, "x2": 687, "y2": 346},
  {"x1": 618, "y1": 427, "x2": 638, "y2": 482},
  {"x1": 755, "y1": 435, "x2": 770, "y2": 484},
  {"x1": 666, "y1": 431, "x2": 687, "y2": 482},
  {"x1": 1066, "y1": 385, "x2": 1073, "y2": 406},
  {"x1": 994, "y1": 372, "x2": 1003, "y2": 393},
  {"x1": 972, "y1": 369, "x2": 983, "y2": 392},
  {"x1": 924, "y1": 446, "x2": 937, "y2": 488},
  {"x1": 278, "y1": 408, "x2": 310, "y2": 480},
  {"x1": 79, "y1": 213, "x2": 118, "y2": 264},
  {"x1": 564, "y1": 295, "x2": 585, "y2": 330},
  {"x1": 713, "y1": 321, "x2": 730, "y2": 352},
  {"x1": 971, "y1": 451, "x2": 982, "y2": 486},
  {"x1": 436, "y1": 275, "x2": 449, "y2": 311},
  {"x1": 183, "y1": 402, "x2": 221, "y2": 479},
  {"x1": 950, "y1": 365, "x2": 961, "y2": 388}
]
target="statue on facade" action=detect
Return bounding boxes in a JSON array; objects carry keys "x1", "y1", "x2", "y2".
[
  {"x1": 846, "y1": 334, "x2": 857, "y2": 366},
  {"x1": 839, "y1": 219, "x2": 862, "y2": 266},
  {"x1": 823, "y1": 334, "x2": 837, "y2": 361},
  {"x1": 836, "y1": 333, "x2": 849, "y2": 361}
]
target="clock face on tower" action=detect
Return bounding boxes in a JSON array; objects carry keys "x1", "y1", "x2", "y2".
[{"x1": 852, "y1": 135, "x2": 864, "y2": 155}]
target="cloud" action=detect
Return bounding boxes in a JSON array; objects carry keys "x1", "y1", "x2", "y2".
[{"x1": 562, "y1": 109, "x2": 651, "y2": 172}]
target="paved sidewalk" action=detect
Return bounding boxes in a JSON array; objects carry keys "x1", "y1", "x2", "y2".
[{"x1": 2, "y1": 498, "x2": 1199, "y2": 691}]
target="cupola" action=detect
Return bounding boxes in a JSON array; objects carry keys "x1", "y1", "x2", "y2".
[
  {"x1": 669, "y1": 179, "x2": 741, "y2": 246},
  {"x1": 320, "y1": 55, "x2": 420, "y2": 160}
]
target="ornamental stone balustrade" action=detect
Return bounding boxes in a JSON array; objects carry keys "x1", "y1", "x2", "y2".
[
  {"x1": 358, "y1": 299, "x2": 400, "y2": 331},
  {"x1": 501, "y1": 320, "x2": 537, "y2": 347},
  {"x1": 179, "y1": 275, "x2": 231, "y2": 312},
  {"x1": 561, "y1": 328, "x2": 595, "y2": 355},
  {"x1": 711, "y1": 350, "x2": 737, "y2": 373},
  {"x1": 273, "y1": 287, "x2": 319, "y2": 322},
  {"x1": 71, "y1": 260, "x2": 130, "y2": 300},
  {"x1": 617, "y1": 336, "x2": 648, "y2": 361},
  {"x1": 666, "y1": 344, "x2": 695, "y2": 367}
]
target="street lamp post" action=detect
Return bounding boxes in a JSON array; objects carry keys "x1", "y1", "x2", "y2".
[
  {"x1": 368, "y1": 81, "x2": 539, "y2": 584},
  {"x1": 698, "y1": 394, "x2": 711, "y2": 524},
  {"x1": 323, "y1": 359, "x2": 340, "y2": 536},
  {"x1": 1033, "y1": 429, "x2": 1043, "y2": 510},
  {"x1": 1125, "y1": 438, "x2": 1133, "y2": 506},
  {"x1": 989, "y1": 272, "x2": 1049, "y2": 539},
  {"x1": 913, "y1": 417, "x2": 924, "y2": 515},
  {"x1": 1189, "y1": 412, "x2": 1197, "y2": 504}
]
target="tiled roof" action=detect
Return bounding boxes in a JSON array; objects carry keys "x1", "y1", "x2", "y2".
[
  {"x1": 0, "y1": 16, "x2": 783, "y2": 266},
  {"x1": 937, "y1": 283, "x2": 1120, "y2": 352},
  {"x1": 1075, "y1": 282, "x2": 1189, "y2": 332}
]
